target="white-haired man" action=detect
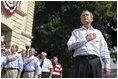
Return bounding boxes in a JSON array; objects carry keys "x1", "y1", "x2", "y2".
[
  {"x1": 39, "y1": 51, "x2": 53, "y2": 78},
  {"x1": 23, "y1": 48, "x2": 41, "y2": 78}
]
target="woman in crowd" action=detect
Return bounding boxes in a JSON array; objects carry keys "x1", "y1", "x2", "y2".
[{"x1": 52, "y1": 56, "x2": 63, "y2": 78}]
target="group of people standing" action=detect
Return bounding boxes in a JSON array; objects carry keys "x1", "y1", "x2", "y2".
[
  {"x1": 1, "y1": 10, "x2": 111, "y2": 78},
  {"x1": 1, "y1": 43, "x2": 63, "y2": 78}
]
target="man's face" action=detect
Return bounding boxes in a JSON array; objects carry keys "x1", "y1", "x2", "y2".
[
  {"x1": 41, "y1": 54, "x2": 46, "y2": 59},
  {"x1": 29, "y1": 48, "x2": 34, "y2": 56},
  {"x1": 21, "y1": 50, "x2": 26, "y2": 57},
  {"x1": 11, "y1": 45, "x2": 17, "y2": 53},
  {"x1": 81, "y1": 11, "x2": 93, "y2": 24}
]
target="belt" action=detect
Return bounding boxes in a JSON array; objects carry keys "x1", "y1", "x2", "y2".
[
  {"x1": 25, "y1": 70, "x2": 34, "y2": 72},
  {"x1": 42, "y1": 72, "x2": 50, "y2": 74},
  {"x1": 5, "y1": 68, "x2": 18, "y2": 70},
  {"x1": 76, "y1": 55, "x2": 99, "y2": 60}
]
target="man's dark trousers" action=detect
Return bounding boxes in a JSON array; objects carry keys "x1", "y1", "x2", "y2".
[{"x1": 75, "y1": 55, "x2": 102, "y2": 78}]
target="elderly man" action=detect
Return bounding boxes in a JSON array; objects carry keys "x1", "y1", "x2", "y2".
[
  {"x1": 23, "y1": 48, "x2": 41, "y2": 78},
  {"x1": 67, "y1": 10, "x2": 110, "y2": 78},
  {"x1": 20, "y1": 49, "x2": 27, "y2": 78},
  {"x1": 3, "y1": 44, "x2": 23, "y2": 78},
  {"x1": 40, "y1": 51, "x2": 53, "y2": 78},
  {"x1": 21, "y1": 49, "x2": 27, "y2": 61}
]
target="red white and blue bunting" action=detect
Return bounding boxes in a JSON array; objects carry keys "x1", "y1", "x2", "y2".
[{"x1": 1, "y1": 1, "x2": 21, "y2": 15}]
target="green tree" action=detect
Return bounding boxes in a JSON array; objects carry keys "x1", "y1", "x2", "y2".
[{"x1": 32, "y1": 1, "x2": 117, "y2": 77}]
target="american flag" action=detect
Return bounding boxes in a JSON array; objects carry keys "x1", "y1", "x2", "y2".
[{"x1": 1, "y1": 1, "x2": 21, "y2": 15}]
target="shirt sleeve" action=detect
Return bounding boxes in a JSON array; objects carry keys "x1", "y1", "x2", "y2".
[
  {"x1": 48, "y1": 60, "x2": 53, "y2": 69},
  {"x1": 34, "y1": 58, "x2": 42, "y2": 78},
  {"x1": 18, "y1": 54, "x2": 23, "y2": 72},
  {"x1": 67, "y1": 30, "x2": 87, "y2": 50},
  {"x1": 60, "y1": 64, "x2": 63, "y2": 73},
  {"x1": 3, "y1": 56, "x2": 7, "y2": 66},
  {"x1": 1, "y1": 57, "x2": 6, "y2": 65},
  {"x1": 3, "y1": 55, "x2": 11, "y2": 66},
  {"x1": 99, "y1": 31, "x2": 110, "y2": 69}
]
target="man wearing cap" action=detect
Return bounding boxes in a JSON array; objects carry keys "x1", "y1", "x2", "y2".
[
  {"x1": 23, "y1": 48, "x2": 41, "y2": 78},
  {"x1": 40, "y1": 51, "x2": 53, "y2": 78},
  {"x1": 3, "y1": 44, "x2": 23, "y2": 78},
  {"x1": 67, "y1": 10, "x2": 110, "y2": 78}
]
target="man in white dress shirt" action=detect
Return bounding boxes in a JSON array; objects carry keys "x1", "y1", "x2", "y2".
[
  {"x1": 67, "y1": 10, "x2": 110, "y2": 78},
  {"x1": 40, "y1": 51, "x2": 53, "y2": 78}
]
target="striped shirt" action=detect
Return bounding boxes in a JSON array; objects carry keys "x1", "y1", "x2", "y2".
[{"x1": 53, "y1": 64, "x2": 62, "y2": 76}]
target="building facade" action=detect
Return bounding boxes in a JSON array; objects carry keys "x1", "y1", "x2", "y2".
[{"x1": 1, "y1": 1, "x2": 35, "y2": 50}]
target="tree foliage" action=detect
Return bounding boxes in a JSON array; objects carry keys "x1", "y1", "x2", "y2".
[{"x1": 32, "y1": 1, "x2": 117, "y2": 77}]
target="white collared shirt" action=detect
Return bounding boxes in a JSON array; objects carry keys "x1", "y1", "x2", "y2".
[
  {"x1": 40, "y1": 58, "x2": 53, "y2": 72},
  {"x1": 67, "y1": 26, "x2": 110, "y2": 69},
  {"x1": 1, "y1": 56, "x2": 6, "y2": 65}
]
